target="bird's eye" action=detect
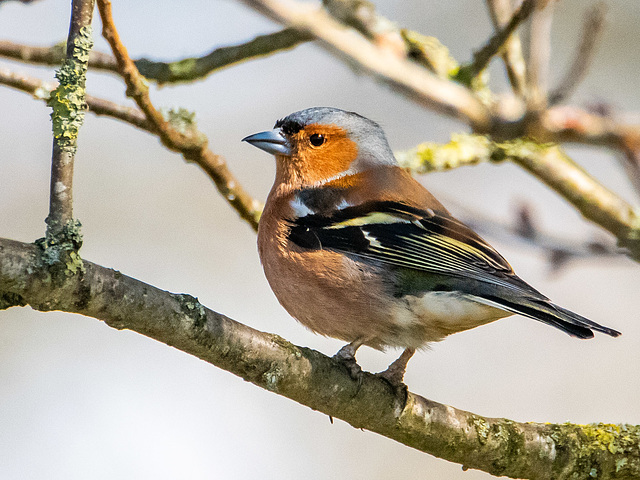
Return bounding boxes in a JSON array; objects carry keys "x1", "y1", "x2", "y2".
[{"x1": 309, "y1": 133, "x2": 326, "y2": 147}]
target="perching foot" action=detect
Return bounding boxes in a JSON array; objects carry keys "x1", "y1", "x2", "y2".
[
  {"x1": 333, "y1": 340, "x2": 364, "y2": 382},
  {"x1": 376, "y1": 348, "x2": 416, "y2": 390}
]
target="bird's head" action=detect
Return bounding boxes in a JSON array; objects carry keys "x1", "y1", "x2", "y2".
[{"x1": 243, "y1": 107, "x2": 396, "y2": 188}]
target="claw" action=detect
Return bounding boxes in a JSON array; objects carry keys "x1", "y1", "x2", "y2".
[
  {"x1": 376, "y1": 348, "x2": 415, "y2": 388},
  {"x1": 333, "y1": 341, "x2": 364, "y2": 382}
]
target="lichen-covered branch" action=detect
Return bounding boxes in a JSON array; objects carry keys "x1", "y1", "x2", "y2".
[
  {"x1": 398, "y1": 134, "x2": 640, "y2": 259},
  {"x1": 0, "y1": 28, "x2": 311, "y2": 84},
  {"x1": 96, "y1": 0, "x2": 261, "y2": 230},
  {"x1": 46, "y1": 0, "x2": 94, "y2": 239},
  {"x1": 0, "y1": 68, "x2": 152, "y2": 131},
  {"x1": 133, "y1": 28, "x2": 311, "y2": 84},
  {"x1": 322, "y1": 0, "x2": 459, "y2": 80},
  {"x1": 240, "y1": 0, "x2": 492, "y2": 132},
  {"x1": 0, "y1": 40, "x2": 116, "y2": 71},
  {"x1": 0, "y1": 236, "x2": 638, "y2": 480},
  {"x1": 0, "y1": 67, "x2": 263, "y2": 227}
]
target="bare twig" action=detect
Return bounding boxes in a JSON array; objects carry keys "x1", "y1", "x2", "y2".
[
  {"x1": 549, "y1": 3, "x2": 607, "y2": 105},
  {"x1": 240, "y1": 0, "x2": 492, "y2": 132},
  {"x1": 485, "y1": 0, "x2": 528, "y2": 96},
  {"x1": 96, "y1": 0, "x2": 261, "y2": 230},
  {"x1": 537, "y1": 105, "x2": 640, "y2": 150},
  {"x1": 46, "y1": 0, "x2": 95, "y2": 240},
  {"x1": 444, "y1": 199, "x2": 623, "y2": 271},
  {"x1": 463, "y1": 0, "x2": 537, "y2": 80},
  {"x1": 0, "y1": 28, "x2": 311, "y2": 84},
  {"x1": 1, "y1": 236, "x2": 638, "y2": 480},
  {"x1": 527, "y1": 0, "x2": 555, "y2": 109},
  {"x1": 620, "y1": 139, "x2": 640, "y2": 198}
]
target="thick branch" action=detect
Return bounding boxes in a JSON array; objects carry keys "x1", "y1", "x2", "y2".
[
  {"x1": 0, "y1": 236, "x2": 639, "y2": 479},
  {"x1": 46, "y1": 0, "x2": 95, "y2": 237},
  {"x1": 240, "y1": 0, "x2": 492, "y2": 132}
]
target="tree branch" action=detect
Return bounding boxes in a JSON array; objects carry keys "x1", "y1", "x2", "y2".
[
  {"x1": 0, "y1": 67, "x2": 264, "y2": 229},
  {"x1": 526, "y1": 0, "x2": 555, "y2": 109},
  {"x1": 46, "y1": 0, "x2": 94, "y2": 238},
  {"x1": 239, "y1": 0, "x2": 492, "y2": 132},
  {"x1": 0, "y1": 68, "x2": 152, "y2": 131},
  {"x1": 549, "y1": 3, "x2": 607, "y2": 105},
  {"x1": 0, "y1": 236, "x2": 638, "y2": 480},
  {"x1": 0, "y1": 28, "x2": 311, "y2": 84},
  {"x1": 485, "y1": 0, "x2": 527, "y2": 96},
  {"x1": 463, "y1": 0, "x2": 536, "y2": 80}
]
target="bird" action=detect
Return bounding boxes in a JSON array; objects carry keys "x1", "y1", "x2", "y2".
[{"x1": 242, "y1": 107, "x2": 621, "y2": 386}]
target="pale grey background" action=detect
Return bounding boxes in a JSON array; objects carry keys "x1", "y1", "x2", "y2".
[{"x1": 1, "y1": 1, "x2": 639, "y2": 479}]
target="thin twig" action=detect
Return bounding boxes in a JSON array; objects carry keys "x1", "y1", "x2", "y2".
[
  {"x1": 549, "y1": 3, "x2": 607, "y2": 105},
  {"x1": 538, "y1": 105, "x2": 640, "y2": 150},
  {"x1": 464, "y1": 0, "x2": 537, "y2": 79},
  {"x1": 0, "y1": 28, "x2": 311, "y2": 84},
  {"x1": 46, "y1": 0, "x2": 95, "y2": 238},
  {"x1": 0, "y1": 40, "x2": 115, "y2": 70},
  {"x1": 96, "y1": 0, "x2": 261, "y2": 230},
  {"x1": 240, "y1": 0, "x2": 491, "y2": 132},
  {"x1": 527, "y1": 0, "x2": 555, "y2": 109},
  {"x1": 620, "y1": 139, "x2": 640, "y2": 198},
  {"x1": 0, "y1": 68, "x2": 152, "y2": 131},
  {"x1": 0, "y1": 67, "x2": 263, "y2": 223},
  {"x1": 135, "y1": 28, "x2": 311, "y2": 84},
  {"x1": 485, "y1": 0, "x2": 527, "y2": 96}
]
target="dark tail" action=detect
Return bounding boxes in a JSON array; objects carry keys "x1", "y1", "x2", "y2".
[{"x1": 487, "y1": 296, "x2": 621, "y2": 339}]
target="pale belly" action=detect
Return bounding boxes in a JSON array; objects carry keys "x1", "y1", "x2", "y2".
[{"x1": 389, "y1": 291, "x2": 513, "y2": 348}]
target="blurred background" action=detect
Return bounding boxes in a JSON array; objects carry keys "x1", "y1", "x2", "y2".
[{"x1": 1, "y1": 0, "x2": 639, "y2": 478}]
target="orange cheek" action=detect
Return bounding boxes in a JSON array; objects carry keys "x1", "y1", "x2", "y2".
[{"x1": 297, "y1": 126, "x2": 359, "y2": 184}]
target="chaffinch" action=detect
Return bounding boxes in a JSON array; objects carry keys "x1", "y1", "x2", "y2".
[{"x1": 243, "y1": 107, "x2": 620, "y2": 386}]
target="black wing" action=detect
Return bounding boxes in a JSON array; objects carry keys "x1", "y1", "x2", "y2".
[
  {"x1": 288, "y1": 200, "x2": 525, "y2": 291},
  {"x1": 287, "y1": 200, "x2": 621, "y2": 338}
]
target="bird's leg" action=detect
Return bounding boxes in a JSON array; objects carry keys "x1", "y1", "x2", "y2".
[
  {"x1": 377, "y1": 348, "x2": 416, "y2": 388},
  {"x1": 333, "y1": 338, "x2": 365, "y2": 381}
]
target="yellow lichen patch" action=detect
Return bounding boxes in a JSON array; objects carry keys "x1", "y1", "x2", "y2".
[{"x1": 580, "y1": 423, "x2": 623, "y2": 454}]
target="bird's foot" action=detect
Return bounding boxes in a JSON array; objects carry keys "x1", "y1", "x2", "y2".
[
  {"x1": 375, "y1": 366, "x2": 407, "y2": 389},
  {"x1": 333, "y1": 343, "x2": 363, "y2": 382},
  {"x1": 375, "y1": 348, "x2": 415, "y2": 393}
]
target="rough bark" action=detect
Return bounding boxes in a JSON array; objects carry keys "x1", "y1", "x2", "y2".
[{"x1": 1, "y1": 237, "x2": 638, "y2": 480}]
